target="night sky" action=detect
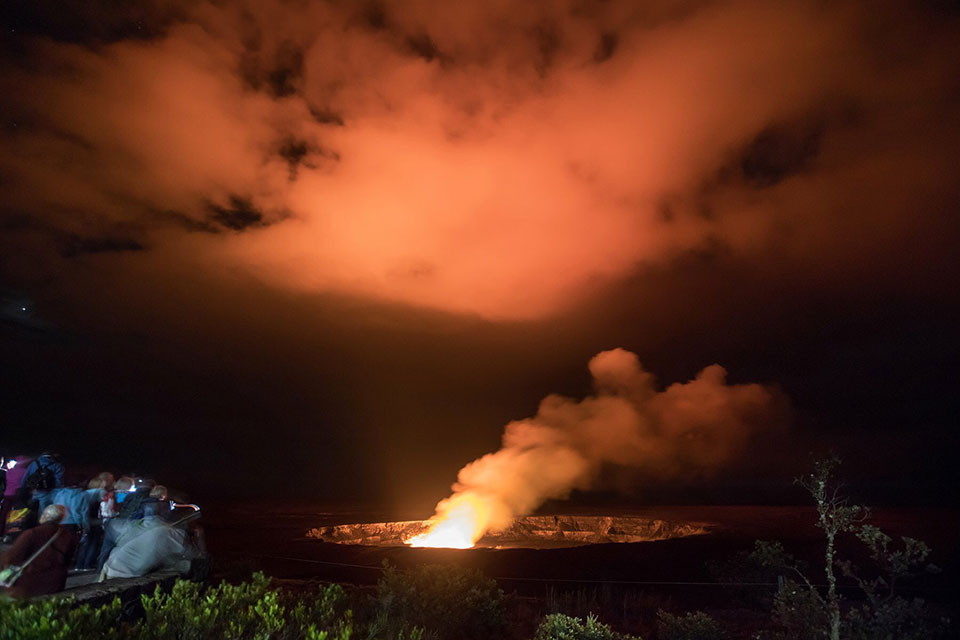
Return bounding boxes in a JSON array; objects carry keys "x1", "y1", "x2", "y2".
[{"x1": 1, "y1": 0, "x2": 958, "y2": 510}]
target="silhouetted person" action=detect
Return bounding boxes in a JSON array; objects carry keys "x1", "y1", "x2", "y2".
[
  {"x1": 101, "y1": 503, "x2": 200, "y2": 579},
  {"x1": 149, "y1": 485, "x2": 168, "y2": 502},
  {"x1": 51, "y1": 478, "x2": 108, "y2": 571},
  {"x1": 0, "y1": 505, "x2": 78, "y2": 598},
  {"x1": 117, "y1": 479, "x2": 155, "y2": 520},
  {"x1": 111, "y1": 476, "x2": 134, "y2": 514},
  {"x1": 22, "y1": 452, "x2": 64, "y2": 511},
  {"x1": 1, "y1": 456, "x2": 31, "y2": 538},
  {"x1": 3, "y1": 485, "x2": 38, "y2": 542},
  {"x1": 97, "y1": 515, "x2": 130, "y2": 573}
]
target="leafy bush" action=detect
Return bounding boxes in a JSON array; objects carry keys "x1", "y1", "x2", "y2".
[
  {"x1": 707, "y1": 542, "x2": 793, "y2": 608},
  {"x1": 373, "y1": 563, "x2": 505, "y2": 640},
  {"x1": 534, "y1": 613, "x2": 640, "y2": 640},
  {"x1": 656, "y1": 610, "x2": 725, "y2": 640},
  {"x1": 1, "y1": 573, "x2": 352, "y2": 640},
  {"x1": 843, "y1": 596, "x2": 950, "y2": 640},
  {"x1": 767, "y1": 581, "x2": 830, "y2": 640},
  {"x1": 362, "y1": 609, "x2": 425, "y2": 640},
  {"x1": 134, "y1": 572, "x2": 351, "y2": 640},
  {"x1": 0, "y1": 595, "x2": 123, "y2": 640}
]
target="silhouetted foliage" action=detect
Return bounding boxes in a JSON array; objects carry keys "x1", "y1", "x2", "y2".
[
  {"x1": 0, "y1": 595, "x2": 123, "y2": 640},
  {"x1": 372, "y1": 563, "x2": 505, "y2": 640},
  {"x1": 0, "y1": 573, "x2": 352, "y2": 640},
  {"x1": 756, "y1": 456, "x2": 949, "y2": 640},
  {"x1": 656, "y1": 610, "x2": 725, "y2": 640},
  {"x1": 534, "y1": 613, "x2": 640, "y2": 640}
]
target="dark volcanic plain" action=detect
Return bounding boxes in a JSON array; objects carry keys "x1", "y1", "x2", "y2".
[{"x1": 202, "y1": 502, "x2": 959, "y2": 618}]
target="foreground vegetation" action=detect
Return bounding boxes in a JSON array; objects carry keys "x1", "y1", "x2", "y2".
[
  {"x1": 0, "y1": 569, "x2": 702, "y2": 640},
  {"x1": 0, "y1": 574, "x2": 350, "y2": 640},
  {"x1": 0, "y1": 459, "x2": 951, "y2": 640}
]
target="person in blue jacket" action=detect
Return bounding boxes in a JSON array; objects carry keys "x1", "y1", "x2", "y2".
[
  {"x1": 22, "y1": 452, "x2": 65, "y2": 511},
  {"x1": 51, "y1": 483, "x2": 105, "y2": 569}
]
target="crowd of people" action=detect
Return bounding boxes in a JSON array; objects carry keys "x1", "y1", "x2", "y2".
[{"x1": 0, "y1": 452, "x2": 205, "y2": 599}]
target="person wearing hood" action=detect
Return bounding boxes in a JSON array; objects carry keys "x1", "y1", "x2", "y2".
[{"x1": 22, "y1": 453, "x2": 64, "y2": 511}]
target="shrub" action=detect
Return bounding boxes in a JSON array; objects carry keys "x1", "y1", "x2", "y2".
[
  {"x1": 133, "y1": 572, "x2": 351, "y2": 640},
  {"x1": 373, "y1": 563, "x2": 505, "y2": 640},
  {"x1": 767, "y1": 581, "x2": 830, "y2": 640},
  {"x1": 707, "y1": 543, "x2": 788, "y2": 608},
  {"x1": 363, "y1": 609, "x2": 425, "y2": 640},
  {"x1": 0, "y1": 596, "x2": 123, "y2": 640},
  {"x1": 843, "y1": 596, "x2": 950, "y2": 640},
  {"x1": 289, "y1": 582, "x2": 352, "y2": 640},
  {"x1": 534, "y1": 613, "x2": 640, "y2": 640},
  {"x1": 656, "y1": 610, "x2": 725, "y2": 640},
  {"x1": 1, "y1": 573, "x2": 353, "y2": 640}
]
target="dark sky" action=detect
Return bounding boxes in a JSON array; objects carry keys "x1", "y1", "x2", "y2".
[{"x1": 1, "y1": 0, "x2": 959, "y2": 510}]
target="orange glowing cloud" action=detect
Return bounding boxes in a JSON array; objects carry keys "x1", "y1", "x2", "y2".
[{"x1": 0, "y1": 1, "x2": 957, "y2": 319}]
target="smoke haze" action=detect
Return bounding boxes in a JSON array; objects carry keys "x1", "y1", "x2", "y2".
[
  {"x1": 2, "y1": 0, "x2": 958, "y2": 319},
  {"x1": 422, "y1": 348, "x2": 783, "y2": 541}
]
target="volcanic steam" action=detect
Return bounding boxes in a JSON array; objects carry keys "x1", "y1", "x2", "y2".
[{"x1": 407, "y1": 348, "x2": 780, "y2": 548}]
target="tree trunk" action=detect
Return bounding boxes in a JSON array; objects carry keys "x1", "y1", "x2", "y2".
[{"x1": 826, "y1": 531, "x2": 840, "y2": 640}]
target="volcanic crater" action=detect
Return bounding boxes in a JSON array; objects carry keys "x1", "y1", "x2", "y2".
[{"x1": 307, "y1": 515, "x2": 709, "y2": 549}]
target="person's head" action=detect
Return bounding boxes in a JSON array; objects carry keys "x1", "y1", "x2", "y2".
[
  {"x1": 143, "y1": 502, "x2": 161, "y2": 518},
  {"x1": 96, "y1": 472, "x2": 115, "y2": 491},
  {"x1": 39, "y1": 504, "x2": 67, "y2": 525},
  {"x1": 149, "y1": 485, "x2": 167, "y2": 501},
  {"x1": 115, "y1": 476, "x2": 134, "y2": 492}
]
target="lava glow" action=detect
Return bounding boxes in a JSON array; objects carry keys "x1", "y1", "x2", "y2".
[{"x1": 405, "y1": 493, "x2": 493, "y2": 549}]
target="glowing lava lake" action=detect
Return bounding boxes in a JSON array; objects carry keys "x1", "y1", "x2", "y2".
[{"x1": 307, "y1": 515, "x2": 709, "y2": 549}]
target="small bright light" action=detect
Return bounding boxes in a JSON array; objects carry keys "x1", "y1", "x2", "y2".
[
  {"x1": 5, "y1": 459, "x2": 15, "y2": 470},
  {"x1": 21, "y1": 306, "x2": 26, "y2": 311}
]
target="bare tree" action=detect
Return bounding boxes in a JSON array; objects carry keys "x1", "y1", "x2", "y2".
[
  {"x1": 796, "y1": 455, "x2": 868, "y2": 640},
  {"x1": 754, "y1": 456, "x2": 946, "y2": 640}
]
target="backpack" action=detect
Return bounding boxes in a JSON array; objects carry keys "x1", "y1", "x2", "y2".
[{"x1": 24, "y1": 459, "x2": 57, "y2": 491}]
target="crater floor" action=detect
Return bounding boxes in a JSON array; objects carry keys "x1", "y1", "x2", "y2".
[{"x1": 307, "y1": 515, "x2": 710, "y2": 548}]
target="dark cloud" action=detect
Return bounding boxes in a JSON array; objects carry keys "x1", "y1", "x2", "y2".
[
  {"x1": 593, "y1": 31, "x2": 618, "y2": 63},
  {"x1": 405, "y1": 33, "x2": 446, "y2": 63},
  {"x1": 277, "y1": 137, "x2": 339, "y2": 180},
  {"x1": 531, "y1": 20, "x2": 563, "y2": 77},
  {"x1": 151, "y1": 209, "x2": 220, "y2": 234},
  {"x1": 738, "y1": 121, "x2": 824, "y2": 188},
  {"x1": 278, "y1": 139, "x2": 312, "y2": 180},
  {"x1": 241, "y1": 39, "x2": 305, "y2": 98},
  {"x1": 0, "y1": 0, "x2": 185, "y2": 48},
  {"x1": 207, "y1": 196, "x2": 268, "y2": 232},
  {"x1": 308, "y1": 107, "x2": 345, "y2": 126},
  {"x1": 360, "y1": 2, "x2": 390, "y2": 32},
  {"x1": 61, "y1": 234, "x2": 146, "y2": 257}
]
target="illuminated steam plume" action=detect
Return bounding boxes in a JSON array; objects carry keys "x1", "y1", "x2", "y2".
[{"x1": 407, "y1": 348, "x2": 779, "y2": 547}]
